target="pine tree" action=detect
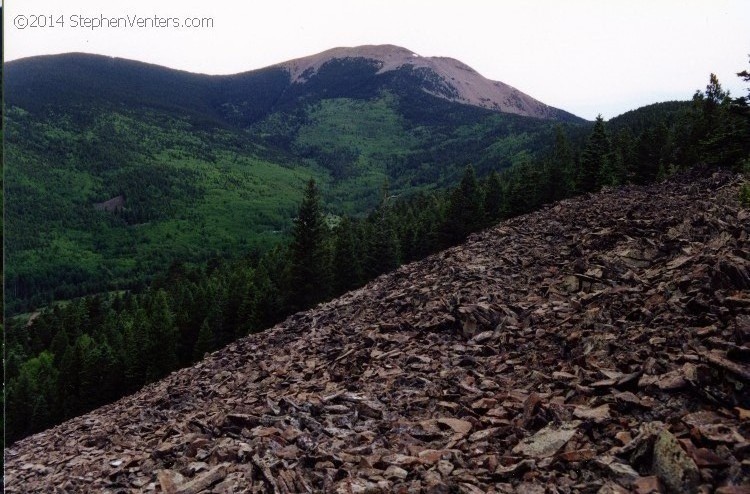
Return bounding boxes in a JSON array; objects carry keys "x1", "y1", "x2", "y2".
[
  {"x1": 253, "y1": 250, "x2": 286, "y2": 329},
  {"x1": 7, "y1": 351, "x2": 59, "y2": 440},
  {"x1": 123, "y1": 306, "x2": 148, "y2": 389},
  {"x1": 193, "y1": 319, "x2": 215, "y2": 361},
  {"x1": 738, "y1": 55, "x2": 750, "y2": 105},
  {"x1": 332, "y1": 217, "x2": 362, "y2": 293},
  {"x1": 552, "y1": 126, "x2": 577, "y2": 197},
  {"x1": 692, "y1": 73, "x2": 750, "y2": 168},
  {"x1": 236, "y1": 278, "x2": 258, "y2": 337},
  {"x1": 144, "y1": 290, "x2": 178, "y2": 380},
  {"x1": 503, "y1": 157, "x2": 541, "y2": 217},
  {"x1": 75, "y1": 334, "x2": 103, "y2": 412},
  {"x1": 579, "y1": 115, "x2": 611, "y2": 192},
  {"x1": 288, "y1": 179, "x2": 329, "y2": 312},
  {"x1": 441, "y1": 165, "x2": 485, "y2": 246},
  {"x1": 366, "y1": 182, "x2": 400, "y2": 278},
  {"x1": 483, "y1": 170, "x2": 503, "y2": 223},
  {"x1": 634, "y1": 124, "x2": 667, "y2": 184},
  {"x1": 410, "y1": 195, "x2": 443, "y2": 260}
]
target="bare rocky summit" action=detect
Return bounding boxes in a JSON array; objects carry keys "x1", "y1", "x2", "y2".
[
  {"x1": 276, "y1": 44, "x2": 569, "y2": 119},
  {"x1": 5, "y1": 170, "x2": 750, "y2": 493}
]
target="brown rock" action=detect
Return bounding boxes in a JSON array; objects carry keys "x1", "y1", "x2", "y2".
[
  {"x1": 436, "y1": 418, "x2": 473, "y2": 436},
  {"x1": 715, "y1": 486, "x2": 750, "y2": 494},
  {"x1": 573, "y1": 404, "x2": 611, "y2": 424},
  {"x1": 558, "y1": 449, "x2": 596, "y2": 462},
  {"x1": 417, "y1": 449, "x2": 446, "y2": 465},
  {"x1": 632, "y1": 475, "x2": 664, "y2": 494},
  {"x1": 512, "y1": 421, "x2": 581, "y2": 458},
  {"x1": 384, "y1": 465, "x2": 408, "y2": 480}
]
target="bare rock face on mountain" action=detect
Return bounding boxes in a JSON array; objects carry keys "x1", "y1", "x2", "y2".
[
  {"x1": 5, "y1": 170, "x2": 750, "y2": 493},
  {"x1": 276, "y1": 44, "x2": 570, "y2": 119}
]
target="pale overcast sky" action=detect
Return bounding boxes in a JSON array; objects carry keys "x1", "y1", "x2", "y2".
[{"x1": 5, "y1": 0, "x2": 750, "y2": 120}]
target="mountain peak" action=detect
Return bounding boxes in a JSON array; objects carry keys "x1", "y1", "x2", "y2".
[
  {"x1": 275, "y1": 44, "x2": 569, "y2": 119},
  {"x1": 275, "y1": 44, "x2": 421, "y2": 82}
]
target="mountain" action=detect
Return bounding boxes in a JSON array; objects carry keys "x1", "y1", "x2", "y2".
[
  {"x1": 5, "y1": 169, "x2": 749, "y2": 492},
  {"x1": 4, "y1": 47, "x2": 585, "y2": 314},
  {"x1": 6, "y1": 45, "x2": 578, "y2": 122},
  {"x1": 274, "y1": 44, "x2": 576, "y2": 120}
]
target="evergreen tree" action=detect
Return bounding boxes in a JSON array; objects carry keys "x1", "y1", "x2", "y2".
[
  {"x1": 236, "y1": 277, "x2": 259, "y2": 337},
  {"x1": 287, "y1": 179, "x2": 329, "y2": 312},
  {"x1": 123, "y1": 306, "x2": 148, "y2": 388},
  {"x1": 193, "y1": 319, "x2": 215, "y2": 361},
  {"x1": 223, "y1": 268, "x2": 252, "y2": 340},
  {"x1": 483, "y1": 170, "x2": 504, "y2": 223},
  {"x1": 367, "y1": 210, "x2": 400, "y2": 278},
  {"x1": 253, "y1": 249, "x2": 286, "y2": 329},
  {"x1": 692, "y1": 73, "x2": 750, "y2": 168},
  {"x1": 75, "y1": 334, "x2": 104, "y2": 412},
  {"x1": 551, "y1": 126, "x2": 577, "y2": 198},
  {"x1": 49, "y1": 328, "x2": 70, "y2": 367},
  {"x1": 441, "y1": 165, "x2": 485, "y2": 246},
  {"x1": 7, "y1": 351, "x2": 58, "y2": 441},
  {"x1": 332, "y1": 217, "x2": 362, "y2": 293},
  {"x1": 144, "y1": 290, "x2": 178, "y2": 380},
  {"x1": 409, "y1": 195, "x2": 443, "y2": 261},
  {"x1": 634, "y1": 124, "x2": 668, "y2": 184},
  {"x1": 738, "y1": 55, "x2": 750, "y2": 104},
  {"x1": 579, "y1": 115, "x2": 611, "y2": 192},
  {"x1": 366, "y1": 182, "x2": 400, "y2": 278},
  {"x1": 504, "y1": 157, "x2": 542, "y2": 217}
]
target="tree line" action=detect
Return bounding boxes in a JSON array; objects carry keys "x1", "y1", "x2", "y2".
[{"x1": 6, "y1": 68, "x2": 749, "y2": 443}]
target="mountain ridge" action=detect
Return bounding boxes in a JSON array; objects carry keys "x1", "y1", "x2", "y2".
[
  {"x1": 6, "y1": 169, "x2": 749, "y2": 492},
  {"x1": 6, "y1": 45, "x2": 582, "y2": 122},
  {"x1": 4, "y1": 45, "x2": 586, "y2": 313}
]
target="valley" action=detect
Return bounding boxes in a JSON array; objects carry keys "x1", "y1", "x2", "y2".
[{"x1": 4, "y1": 47, "x2": 582, "y2": 314}]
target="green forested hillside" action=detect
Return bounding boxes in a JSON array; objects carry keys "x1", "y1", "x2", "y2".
[
  {"x1": 5, "y1": 54, "x2": 578, "y2": 314},
  {"x1": 4, "y1": 107, "x2": 321, "y2": 313}
]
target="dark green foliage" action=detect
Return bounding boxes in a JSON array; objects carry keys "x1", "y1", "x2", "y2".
[
  {"x1": 483, "y1": 171, "x2": 504, "y2": 223},
  {"x1": 503, "y1": 156, "x2": 545, "y2": 216},
  {"x1": 6, "y1": 352, "x2": 59, "y2": 439},
  {"x1": 333, "y1": 217, "x2": 363, "y2": 293},
  {"x1": 632, "y1": 123, "x2": 668, "y2": 184},
  {"x1": 690, "y1": 74, "x2": 750, "y2": 167},
  {"x1": 579, "y1": 115, "x2": 611, "y2": 192},
  {"x1": 550, "y1": 126, "x2": 577, "y2": 199},
  {"x1": 738, "y1": 55, "x2": 750, "y2": 102},
  {"x1": 365, "y1": 183, "x2": 401, "y2": 278},
  {"x1": 366, "y1": 210, "x2": 400, "y2": 278},
  {"x1": 143, "y1": 290, "x2": 178, "y2": 379},
  {"x1": 740, "y1": 183, "x2": 750, "y2": 207},
  {"x1": 193, "y1": 319, "x2": 215, "y2": 360},
  {"x1": 288, "y1": 180, "x2": 330, "y2": 312},
  {"x1": 250, "y1": 248, "x2": 288, "y2": 329},
  {"x1": 441, "y1": 165, "x2": 485, "y2": 246}
]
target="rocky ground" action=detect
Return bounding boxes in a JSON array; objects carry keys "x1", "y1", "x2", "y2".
[{"x1": 5, "y1": 169, "x2": 750, "y2": 493}]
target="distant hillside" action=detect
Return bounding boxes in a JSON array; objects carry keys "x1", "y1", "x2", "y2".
[
  {"x1": 6, "y1": 169, "x2": 748, "y2": 492},
  {"x1": 608, "y1": 100, "x2": 692, "y2": 133},
  {"x1": 7, "y1": 45, "x2": 581, "y2": 123},
  {"x1": 4, "y1": 47, "x2": 586, "y2": 313}
]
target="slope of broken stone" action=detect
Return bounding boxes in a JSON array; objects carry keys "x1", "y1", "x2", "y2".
[{"x1": 5, "y1": 170, "x2": 750, "y2": 493}]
